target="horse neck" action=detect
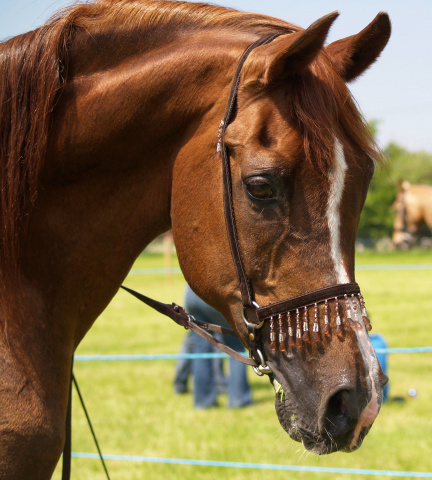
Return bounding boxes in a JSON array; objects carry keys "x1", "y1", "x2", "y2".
[
  {"x1": 27, "y1": 28, "x2": 256, "y2": 345},
  {"x1": 48, "y1": 28, "x2": 258, "y2": 238}
]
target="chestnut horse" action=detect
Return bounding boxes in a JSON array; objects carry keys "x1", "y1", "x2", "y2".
[
  {"x1": 0, "y1": 1, "x2": 391, "y2": 478},
  {"x1": 393, "y1": 181, "x2": 432, "y2": 249}
]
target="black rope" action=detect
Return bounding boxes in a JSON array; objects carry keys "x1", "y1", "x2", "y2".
[
  {"x1": 62, "y1": 364, "x2": 73, "y2": 480},
  {"x1": 72, "y1": 372, "x2": 111, "y2": 480}
]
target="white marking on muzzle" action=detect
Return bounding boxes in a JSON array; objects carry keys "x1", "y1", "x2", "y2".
[
  {"x1": 348, "y1": 297, "x2": 382, "y2": 450},
  {"x1": 327, "y1": 137, "x2": 350, "y2": 283},
  {"x1": 349, "y1": 370, "x2": 380, "y2": 450}
]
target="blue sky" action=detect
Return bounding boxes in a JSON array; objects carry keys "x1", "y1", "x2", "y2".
[{"x1": 1, "y1": 0, "x2": 431, "y2": 152}]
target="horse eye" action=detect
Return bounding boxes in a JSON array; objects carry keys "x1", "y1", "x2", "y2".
[{"x1": 245, "y1": 178, "x2": 275, "y2": 200}]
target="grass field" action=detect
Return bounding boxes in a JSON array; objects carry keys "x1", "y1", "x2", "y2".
[{"x1": 53, "y1": 249, "x2": 432, "y2": 480}]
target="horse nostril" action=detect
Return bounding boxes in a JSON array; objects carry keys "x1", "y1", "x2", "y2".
[{"x1": 322, "y1": 389, "x2": 359, "y2": 441}]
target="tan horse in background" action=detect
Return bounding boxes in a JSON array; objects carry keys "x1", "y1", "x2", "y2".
[{"x1": 393, "y1": 181, "x2": 432, "y2": 249}]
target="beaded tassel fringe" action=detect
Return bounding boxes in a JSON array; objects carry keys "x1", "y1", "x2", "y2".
[{"x1": 267, "y1": 293, "x2": 372, "y2": 351}]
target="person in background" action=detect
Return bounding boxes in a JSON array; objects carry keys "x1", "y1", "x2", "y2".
[
  {"x1": 173, "y1": 330, "x2": 195, "y2": 395},
  {"x1": 173, "y1": 331, "x2": 227, "y2": 396},
  {"x1": 174, "y1": 286, "x2": 252, "y2": 408}
]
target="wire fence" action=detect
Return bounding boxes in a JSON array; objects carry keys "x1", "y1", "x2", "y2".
[
  {"x1": 74, "y1": 347, "x2": 432, "y2": 362},
  {"x1": 72, "y1": 348, "x2": 432, "y2": 478},
  {"x1": 70, "y1": 452, "x2": 432, "y2": 478}
]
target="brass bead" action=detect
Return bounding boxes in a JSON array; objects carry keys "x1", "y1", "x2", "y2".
[{"x1": 249, "y1": 332, "x2": 255, "y2": 341}]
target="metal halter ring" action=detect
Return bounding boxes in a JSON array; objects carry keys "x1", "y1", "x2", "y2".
[
  {"x1": 185, "y1": 314, "x2": 197, "y2": 330},
  {"x1": 240, "y1": 302, "x2": 272, "y2": 376},
  {"x1": 252, "y1": 348, "x2": 272, "y2": 376},
  {"x1": 241, "y1": 301, "x2": 264, "y2": 330}
]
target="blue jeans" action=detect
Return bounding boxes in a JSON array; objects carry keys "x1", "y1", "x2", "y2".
[
  {"x1": 173, "y1": 331, "x2": 195, "y2": 394},
  {"x1": 185, "y1": 287, "x2": 252, "y2": 409},
  {"x1": 174, "y1": 332, "x2": 226, "y2": 395}
]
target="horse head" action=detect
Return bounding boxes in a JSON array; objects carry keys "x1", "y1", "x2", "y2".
[{"x1": 172, "y1": 12, "x2": 390, "y2": 454}]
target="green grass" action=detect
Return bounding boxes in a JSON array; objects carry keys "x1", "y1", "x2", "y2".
[{"x1": 53, "y1": 250, "x2": 432, "y2": 479}]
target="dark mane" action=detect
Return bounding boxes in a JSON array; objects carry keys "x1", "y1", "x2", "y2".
[
  {"x1": 0, "y1": 18, "x2": 72, "y2": 287},
  {"x1": 0, "y1": 0, "x2": 296, "y2": 289},
  {"x1": 60, "y1": 0, "x2": 297, "y2": 36}
]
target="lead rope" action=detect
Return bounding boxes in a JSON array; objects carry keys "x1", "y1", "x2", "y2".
[
  {"x1": 62, "y1": 367, "x2": 111, "y2": 480},
  {"x1": 62, "y1": 364, "x2": 72, "y2": 480}
]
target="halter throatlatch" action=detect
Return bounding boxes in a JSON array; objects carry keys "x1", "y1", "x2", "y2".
[
  {"x1": 217, "y1": 34, "x2": 372, "y2": 374},
  {"x1": 122, "y1": 34, "x2": 373, "y2": 376}
]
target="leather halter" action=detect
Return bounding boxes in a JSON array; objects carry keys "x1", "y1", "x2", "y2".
[
  {"x1": 217, "y1": 34, "x2": 360, "y2": 369},
  {"x1": 123, "y1": 34, "x2": 361, "y2": 374}
]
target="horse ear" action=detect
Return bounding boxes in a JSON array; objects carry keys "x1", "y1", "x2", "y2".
[
  {"x1": 397, "y1": 180, "x2": 411, "y2": 193},
  {"x1": 246, "y1": 12, "x2": 339, "y2": 85},
  {"x1": 402, "y1": 180, "x2": 411, "y2": 192},
  {"x1": 326, "y1": 13, "x2": 391, "y2": 82}
]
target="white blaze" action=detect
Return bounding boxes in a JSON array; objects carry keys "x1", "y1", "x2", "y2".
[
  {"x1": 327, "y1": 138, "x2": 350, "y2": 283},
  {"x1": 327, "y1": 139, "x2": 382, "y2": 448}
]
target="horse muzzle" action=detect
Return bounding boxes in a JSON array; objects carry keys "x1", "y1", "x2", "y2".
[
  {"x1": 274, "y1": 393, "x2": 366, "y2": 454},
  {"x1": 272, "y1": 362, "x2": 387, "y2": 454}
]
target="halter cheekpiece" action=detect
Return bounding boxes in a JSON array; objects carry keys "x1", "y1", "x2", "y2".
[{"x1": 122, "y1": 33, "x2": 373, "y2": 376}]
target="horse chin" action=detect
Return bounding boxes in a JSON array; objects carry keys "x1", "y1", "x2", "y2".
[
  {"x1": 272, "y1": 385, "x2": 370, "y2": 455},
  {"x1": 274, "y1": 394, "x2": 329, "y2": 454}
]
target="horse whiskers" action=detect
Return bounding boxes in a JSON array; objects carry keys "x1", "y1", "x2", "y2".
[
  {"x1": 325, "y1": 415, "x2": 337, "y2": 428},
  {"x1": 296, "y1": 445, "x2": 311, "y2": 462},
  {"x1": 324, "y1": 427, "x2": 336, "y2": 450}
]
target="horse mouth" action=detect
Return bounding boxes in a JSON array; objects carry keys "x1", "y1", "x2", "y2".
[
  {"x1": 299, "y1": 426, "x2": 369, "y2": 455},
  {"x1": 274, "y1": 392, "x2": 370, "y2": 455}
]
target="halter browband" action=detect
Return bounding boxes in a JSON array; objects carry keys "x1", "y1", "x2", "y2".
[{"x1": 122, "y1": 34, "x2": 372, "y2": 375}]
